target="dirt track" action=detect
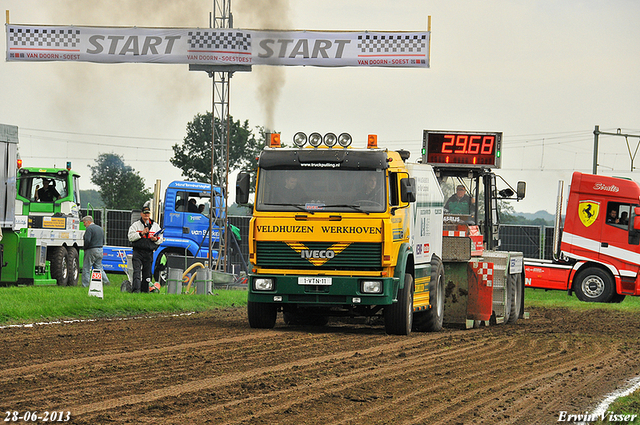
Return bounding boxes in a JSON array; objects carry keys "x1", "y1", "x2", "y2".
[{"x1": 2, "y1": 306, "x2": 640, "y2": 424}]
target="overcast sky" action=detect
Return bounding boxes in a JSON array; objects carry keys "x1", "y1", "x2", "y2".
[{"x1": 2, "y1": 0, "x2": 639, "y2": 214}]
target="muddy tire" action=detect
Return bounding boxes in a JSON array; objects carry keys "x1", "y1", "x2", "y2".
[
  {"x1": 248, "y1": 301, "x2": 277, "y2": 329},
  {"x1": 385, "y1": 273, "x2": 414, "y2": 335},
  {"x1": 414, "y1": 258, "x2": 444, "y2": 332},
  {"x1": 573, "y1": 267, "x2": 614, "y2": 303},
  {"x1": 51, "y1": 246, "x2": 69, "y2": 286},
  {"x1": 66, "y1": 247, "x2": 79, "y2": 287},
  {"x1": 506, "y1": 273, "x2": 523, "y2": 324}
]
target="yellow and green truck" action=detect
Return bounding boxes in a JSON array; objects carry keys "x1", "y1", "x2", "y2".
[{"x1": 236, "y1": 131, "x2": 526, "y2": 334}]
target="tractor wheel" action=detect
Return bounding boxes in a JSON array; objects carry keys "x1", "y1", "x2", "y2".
[
  {"x1": 506, "y1": 273, "x2": 523, "y2": 324},
  {"x1": 384, "y1": 273, "x2": 414, "y2": 335},
  {"x1": 247, "y1": 301, "x2": 277, "y2": 329},
  {"x1": 414, "y1": 258, "x2": 445, "y2": 332},
  {"x1": 51, "y1": 246, "x2": 69, "y2": 286},
  {"x1": 573, "y1": 267, "x2": 615, "y2": 302},
  {"x1": 66, "y1": 247, "x2": 79, "y2": 287}
]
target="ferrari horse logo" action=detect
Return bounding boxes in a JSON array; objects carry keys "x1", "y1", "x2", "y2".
[{"x1": 578, "y1": 200, "x2": 599, "y2": 227}]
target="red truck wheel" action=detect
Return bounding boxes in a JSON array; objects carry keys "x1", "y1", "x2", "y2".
[{"x1": 573, "y1": 267, "x2": 614, "y2": 303}]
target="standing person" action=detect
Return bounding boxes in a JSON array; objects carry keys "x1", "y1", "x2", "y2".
[
  {"x1": 81, "y1": 215, "x2": 110, "y2": 287},
  {"x1": 128, "y1": 205, "x2": 163, "y2": 293}
]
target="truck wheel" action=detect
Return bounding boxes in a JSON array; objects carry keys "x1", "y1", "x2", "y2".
[
  {"x1": 384, "y1": 273, "x2": 414, "y2": 335},
  {"x1": 573, "y1": 267, "x2": 614, "y2": 302},
  {"x1": 51, "y1": 246, "x2": 69, "y2": 286},
  {"x1": 506, "y1": 273, "x2": 523, "y2": 324},
  {"x1": 247, "y1": 301, "x2": 277, "y2": 329},
  {"x1": 414, "y1": 259, "x2": 445, "y2": 332},
  {"x1": 66, "y1": 247, "x2": 79, "y2": 287}
]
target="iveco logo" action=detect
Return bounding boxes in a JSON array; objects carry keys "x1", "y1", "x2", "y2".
[{"x1": 301, "y1": 249, "x2": 335, "y2": 259}]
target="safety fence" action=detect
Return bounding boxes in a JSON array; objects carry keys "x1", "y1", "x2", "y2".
[
  {"x1": 80, "y1": 209, "x2": 251, "y2": 271},
  {"x1": 81, "y1": 209, "x2": 554, "y2": 271},
  {"x1": 498, "y1": 224, "x2": 556, "y2": 260}
]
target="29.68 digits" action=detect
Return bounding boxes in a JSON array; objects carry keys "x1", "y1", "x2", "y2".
[{"x1": 441, "y1": 134, "x2": 495, "y2": 155}]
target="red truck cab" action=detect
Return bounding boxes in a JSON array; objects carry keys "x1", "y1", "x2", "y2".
[{"x1": 525, "y1": 171, "x2": 640, "y2": 302}]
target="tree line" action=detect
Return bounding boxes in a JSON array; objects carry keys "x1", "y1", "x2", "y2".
[{"x1": 88, "y1": 113, "x2": 266, "y2": 210}]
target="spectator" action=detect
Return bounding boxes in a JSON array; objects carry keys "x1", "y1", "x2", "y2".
[
  {"x1": 128, "y1": 206, "x2": 163, "y2": 293},
  {"x1": 81, "y1": 216, "x2": 110, "y2": 287}
]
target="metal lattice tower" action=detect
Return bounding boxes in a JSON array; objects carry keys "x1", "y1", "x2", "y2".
[
  {"x1": 210, "y1": 0, "x2": 231, "y2": 271},
  {"x1": 189, "y1": 1, "x2": 250, "y2": 272}
]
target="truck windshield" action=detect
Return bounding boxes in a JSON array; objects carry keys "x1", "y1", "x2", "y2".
[
  {"x1": 19, "y1": 174, "x2": 68, "y2": 203},
  {"x1": 256, "y1": 169, "x2": 386, "y2": 213}
]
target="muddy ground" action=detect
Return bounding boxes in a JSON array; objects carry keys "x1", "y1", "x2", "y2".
[{"x1": 1, "y1": 306, "x2": 640, "y2": 424}]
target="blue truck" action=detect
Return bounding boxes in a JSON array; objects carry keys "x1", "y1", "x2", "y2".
[{"x1": 101, "y1": 180, "x2": 225, "y2": 284}]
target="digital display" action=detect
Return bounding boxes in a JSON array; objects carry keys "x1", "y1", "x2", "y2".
[{"x1": 422, "y1": 130, "x2": 502, "y2": 168}]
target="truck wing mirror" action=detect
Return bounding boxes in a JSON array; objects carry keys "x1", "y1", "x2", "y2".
[
  {"x1": 634, "y1": 207, "x2": 640, "y2": 231},
  {"x1": 517, "y1": 181, "x2": 526, "y2": 200},
  {"x1": 400, "y1": 177, "x2": 416, "y2": 203},
  {"x1": 236, "y1": 172, "x2": 250, "y2": 205}
]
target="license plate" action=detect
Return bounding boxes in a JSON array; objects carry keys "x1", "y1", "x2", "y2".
[{"x1": 298, "y1": 277, "x2": 332, "y2": 286}]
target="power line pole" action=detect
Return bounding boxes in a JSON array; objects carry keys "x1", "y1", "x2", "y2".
[{"x1": 593, "y1": 125, "x2": 640, "y2": 175}]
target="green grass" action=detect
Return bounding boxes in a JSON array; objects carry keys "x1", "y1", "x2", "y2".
[
  {"x1": 0, "y1": 273, "x2": 247, "y2": 326},
  {"x1": 525, "y1": 287, "x2": 640, "y2": 311}
]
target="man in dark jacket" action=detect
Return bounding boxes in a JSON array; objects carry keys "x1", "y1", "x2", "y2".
[
  {"x1": 127, "y1": 205, "x2": 163, "y2": 293},
  {"x1": 81, "y1": 215, "x2": 110, "y2": 287}
]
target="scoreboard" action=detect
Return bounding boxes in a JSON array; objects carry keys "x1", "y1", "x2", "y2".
[{"x1": 422, "y1": 130, "x2": 502, "y2": 168}]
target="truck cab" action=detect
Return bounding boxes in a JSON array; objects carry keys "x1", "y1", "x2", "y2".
[
  {"x1": 237, "y1": 132, "x2": 447, "y2": 335},
  {"x1": 529, "y1": 172, "x2": 640, "y2": 302},
  {"x1": 11, "y1": 164, "x2": 83, "y2": 286}
]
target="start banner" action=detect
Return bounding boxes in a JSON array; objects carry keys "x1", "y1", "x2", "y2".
[{"x1": 6, "y1": 24, "x2": 430, "y2": 68}]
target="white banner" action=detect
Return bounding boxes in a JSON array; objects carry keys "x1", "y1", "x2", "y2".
[{"x1": 6, "y1": 25, "x2": 429, "y2": 68}]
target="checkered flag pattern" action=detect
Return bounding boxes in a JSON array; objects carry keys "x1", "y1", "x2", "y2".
[
  {"x1": 8, "y1": 27, "x2": 80, "y2": 48},
  {"x1": 357, "y1": 34, "x2": 426, "y2": 54},
  {"x1": 472, "y1": 262, "x2": 494, "y2": 287},
  {"x1": 188, "y1": 31, "x2": 251, "y2": 51}
]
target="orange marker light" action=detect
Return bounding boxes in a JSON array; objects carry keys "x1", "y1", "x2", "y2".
[
  {"x1": 17, "y1": 159, "x2": 22, "y2": 169},
  {"x1": 367, "y1": 134, "x2": 378, "y2": 149},
  {"x1": 270, "y1": 133, "x2": 281, "y2": 148}
]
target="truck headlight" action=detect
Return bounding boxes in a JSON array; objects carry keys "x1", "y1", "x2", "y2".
[
  {"x1": 361, "y1": 280, "x2": 383, "y2": 294},
  {"x1": 253, "y1": 278, "x2": 274, "y2": 291}
]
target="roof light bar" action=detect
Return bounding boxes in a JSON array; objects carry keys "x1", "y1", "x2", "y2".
[
  {"x1": 308, "y1": 132, "x2": 323, "y2": 147},
  {"x1": 323, "y1": 132, "x2": 337, "y2": 147},
  {"x1": 338, "y1": 133, "x2": 352, "y2": 147},
  {"x1": 293, "y1": 132, "x2": 307, "y2": 147}
]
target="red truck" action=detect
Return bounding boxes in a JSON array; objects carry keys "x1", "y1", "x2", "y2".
[{"x1": 524, "y1": 171, "x2": 640, "y2": 303}]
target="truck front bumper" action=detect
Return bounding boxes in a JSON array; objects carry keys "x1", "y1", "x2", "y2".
[{"x1": 247, "y1": 274, "x2": 399, "y2": 306}]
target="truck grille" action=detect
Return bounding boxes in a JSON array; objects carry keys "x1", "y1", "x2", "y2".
[{"x1": 256, "y1": 241, "x2": 382, "y2": 270}]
